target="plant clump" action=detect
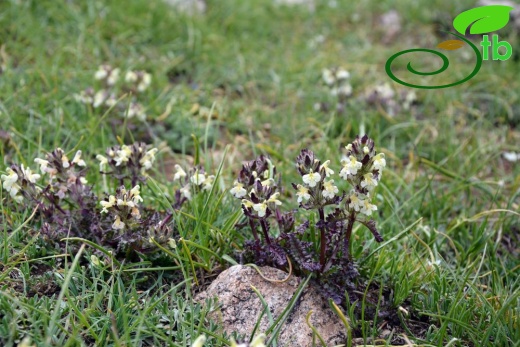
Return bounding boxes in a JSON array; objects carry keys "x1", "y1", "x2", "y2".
[
  {"x1": 230, "y1": 135, "x2": 385, "y2": 304},
  {"x1": 0, "y1": 142, "x2": 215, "y2": 263}
]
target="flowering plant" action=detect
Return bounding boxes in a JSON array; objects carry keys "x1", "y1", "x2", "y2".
[
  {"x1": 230, "y1": 135, "x2": 385, "y2": 303},
  {"x1": 75, "y1": 64, "x2": 152, "y2": 121},
  {"x1": 315, "y1": 67, "x2": 353, "y2": 113},
  {"x1": 1, "y1": 142, "x2": 175, "y2": 261}
]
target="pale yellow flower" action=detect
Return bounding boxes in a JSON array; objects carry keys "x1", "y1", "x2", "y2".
[
  {"x1": 302, "y1": 170, "x2": 322, "y2": 187},
  {"x1": 253, "y1": 201, "x2": 267, "y2": 217},
  {"x1": 191, "y1": 335, "x2": 206, "y2": 347},
  {"x1": 230, "y1": 181, "x2": 247, "y2": 198},
  {"x1": 296, "y1": 184, "x2": 310, "y2": 203},
  {"x1": 112, "y1": 215, "x2": 125, "y2": 230}
]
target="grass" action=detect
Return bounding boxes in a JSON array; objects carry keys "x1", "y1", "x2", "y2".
[{"x1": 1, "y1": 0, "x2": 519, "y2": 346}]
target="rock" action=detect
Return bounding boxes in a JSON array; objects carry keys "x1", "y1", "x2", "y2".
[
  {"x1": 196, "y1": 265, "x2": 347, "y2": 346},
  {"x1": 273, "y1": 0, "x2": 315, "y2": 12},
  {"x1": 164, "y1": 0, "x2": 206, "y2": 15},
  {"x1": 377, "y1": 10, "x2": 402, "y2": 44}
]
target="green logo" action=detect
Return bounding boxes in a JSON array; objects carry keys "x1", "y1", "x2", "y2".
[{"x1": 386, "y1": 5, "x2": 514, "y2": 89}]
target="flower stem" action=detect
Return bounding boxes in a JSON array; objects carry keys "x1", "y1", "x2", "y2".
[
  {"x1": 319, "y1": 208, "x2": 326, "y2": 271},
  {"x1": 260, "y1": 219, "x2": 271, "y2": 244},
  {"x1": 249, "y1": 218, "x2": 259, "y2": 242},
  {"x1": 344, "y1": 212, "x2": 356, "y2": 261}
]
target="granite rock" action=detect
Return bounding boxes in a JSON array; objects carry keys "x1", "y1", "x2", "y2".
[{"x1": 196, "y1": 265, "x2": 347, "y2": 347}]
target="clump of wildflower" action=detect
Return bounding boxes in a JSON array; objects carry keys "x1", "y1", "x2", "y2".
[
  {"x1": 74, "y1": 65, "x2": 151, "y2": 121},
  {"x1": 364, "y1": 82, "x2": 417, "y2": 116},
  {"x1": 1, "y1": 147, "x2": 99, "y2": 250},
  {"x1": 232, "y1": 135, "x2": 385, "y2": 304},
  {"x1": 171, "y1": 164, "x2": 216, "y2": 208},
  {"x1": 230, "y1": 155, "x2": 290, "y2": 266},
  {"x1": 96, "y1": 142, "x2": 158, "y2": 186},
  {"x1": 2, "y1": 145, "x2": 175, "y2": 263},
  {"x1": 230, "y1": 155, "x2": 281, "y2": 221},
  {"x1": 316, "y1": 67, "x2": 353, "y2": 113}
]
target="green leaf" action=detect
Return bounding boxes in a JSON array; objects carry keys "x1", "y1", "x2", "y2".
[{"x1": 453, "y1": 5, "x2": 513, "y2": 35}]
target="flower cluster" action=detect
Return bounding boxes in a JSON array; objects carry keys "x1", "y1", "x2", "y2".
[
  {"x1": 293, "y1": 149, "x2": 342, "y2": 209},
  {"x1": 96, "y1": 142, "x2": 158, "y2": 186},
  {"x1": 34, "y1": 148, "x2": 89, "y2": 199},
  {"x1": 1, "y1": 148, "x2": 91, "y2": 206},
  {"x1": 100, "y1": 185, "x2": 143, "y2": 231},
  {"x1": 230, "y1": 155, "x2": 281, "y2": 220},
  {"x1": 341, "y1": 136, "x2": 385, "y2": 217},
  {"x1": 75, "y1": 64, "x2": 152, "y2": 121},
  {"x1": 124, "y1": 69, "x2": 152, "y2": 93},
  {"x1": 315, "y1": 67, "x2": 353, "y2": 113},
  {"x1": 1, "y1": 165, "x2": 41, "y2": 203},
  {"x1": 364, "y1": 82, "x2": 417, "y2": 117},
  {"x1": 322, "y1": 67, "x2": 352, "y2": 98},
  {"x1": 171, "y1": 164, "x2": 216, "y2": 208}
]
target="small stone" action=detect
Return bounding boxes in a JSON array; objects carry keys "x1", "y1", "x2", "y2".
[
  {"x1": 164, "y1": 0, "x2": 206, "y2": 15},
  {"x1": 196, "y1": 265, "x2": 347, "y2": 346},
  {"x1": 273, "y1": 0, "x2": 315, "y2": 12},
  {"x1": 503, "y1": 152, "x2": 519, "y2": 162},
  {"x1": 378, "y1": 10, "x2": 402, "y2": 44}
]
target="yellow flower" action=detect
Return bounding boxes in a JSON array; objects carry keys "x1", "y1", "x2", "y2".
[
  {"x1": 360, "y1": 173, "x2": 378, "y2": 190},
  {"x1": 339, "y1": 156, "x2": 362, "y2": 179},
  {"x1": 242, "y1": 199, "x2": 254, "y2": 209},
  {"x1": 296, "y1": 184, "x2": 310, "y2": 203},
  {"x1": 96, "y1": 155, "x2": 108, "y2": 171},
  {"x1": 112, "y1": 215, "x2": 125, "y2": 230},
  {"x1": 319, "y1": 160, "x2": 334, "y2": 177},
  {"x1": 191, "y1": 335, "x2": 206, "y2": 347},
  {"x1": 139, "y1": 148, "x2": 158, "y2": 171},
  {"x1": 130, "y1": 185, "x2": 143, "y2": 203},
  {"x1": 100, "y1": 195, "x2": 116, "y2": 213},
  {"x1": 115, "y1": 145, "x2": 131, "y2": 166},
  {"x1": 253, "y1": 201, "x2": 268, "y2": 217},
  {"x1": 322, "y1": 179, "x2": 338, "y2": 199},
  {"x1": 372, "y1": 153, "x2": 386, "y2": 171},
  {"x1": 230, "y1": 181, "x2": 247, "y2": 198},
  {"x1": 302, "y1": 170, "x2": 322, "y2": 187},
  {"x1": 1, "y1": 168, "x2": 22, "y2": 202},
  {"x1": 267, "y1": 192, "x2": 282, "y2": 206},
  {"x1": 173, "y1": 165, "x2": 187, "y2": 181},
  {"x1": 72, "y1": 150, "x2": 86, "y2": 167}
]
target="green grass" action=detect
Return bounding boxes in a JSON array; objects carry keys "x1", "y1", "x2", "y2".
[{"x1": 1, "y1": 0, "x2": 519, "y2": 346}]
